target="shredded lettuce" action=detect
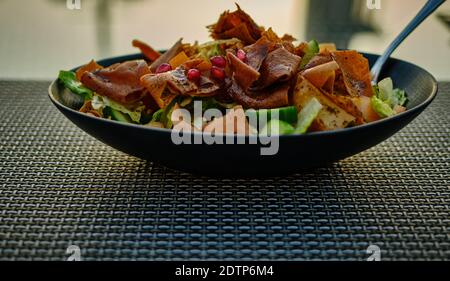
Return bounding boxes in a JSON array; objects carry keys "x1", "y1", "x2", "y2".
[
  {"x1": 372, "y1": 78, "x2": 407, "y2": 118},
  {"x1": 371, "y1": 96, "x2": 395, "y2": 118},
  {"x1": 160, "y1": 99, "x2": 179, "y2": 129},
  {"x1": 58, "y1": 71, "x2": 93, "y2": 100},
  {"x1": 197, "y1": 38, "x2": 241, "y2": 58},
  {"x1": 91, "y1": 95, "x2": 144, "y2": 123},
  {"x1": 151, "y1": 109, "x2": 164, "y2": 122},
  {"x1": 200, "y1": 97, "x2": 236, "y2": 111},
  {"x1": 181, "y1": 97, "x2": 236, "y2": 112},
  {"x1": 294, "y1": 97, "x2": 323, "y2": 134},
  {"x1": 377, "y1": 77, "x2": 407, "y2": 108}
]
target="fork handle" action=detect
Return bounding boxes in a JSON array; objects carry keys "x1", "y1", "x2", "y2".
[{"x1": 371, "y1": 0, "x2": 446, "y2": 83}]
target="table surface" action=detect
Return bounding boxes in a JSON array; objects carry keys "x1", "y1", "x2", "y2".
[{"x1": 0, "y1": 80, "x2": 448, "y2": 261}]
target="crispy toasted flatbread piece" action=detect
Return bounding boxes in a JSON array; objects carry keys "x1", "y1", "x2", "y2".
[
  {"x1": 293, "y1": 75, "x2": 356, "y2": 131},
  {"x1": 332, "y1": 50, "x2": 373, "y2": 97}
]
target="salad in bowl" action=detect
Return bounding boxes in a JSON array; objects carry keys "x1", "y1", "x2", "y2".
[{"x1": 58, "y1": 4, "x2": 407, "y2": 137}]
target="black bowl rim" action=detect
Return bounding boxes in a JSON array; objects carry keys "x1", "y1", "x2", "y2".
[{"x1": 48, "y1": 52, "x2": 438, "y2": 139}]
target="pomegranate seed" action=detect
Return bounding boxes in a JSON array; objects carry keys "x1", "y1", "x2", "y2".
[
  {"x1": 211, "y1": 66, "x2": 225, "y2": 81},
  {"x1": 156, "y1": 63, "x2": 172, "y2": 73},
  {"x1": 187, "y1": 68, "x2": 201, "y2": 81},
  {"x1": 210, "y1": 56, "x2": 227, "y2": 68},
  {"x1": 237, "y1": 49, "x2": 247, "y2": 62}
]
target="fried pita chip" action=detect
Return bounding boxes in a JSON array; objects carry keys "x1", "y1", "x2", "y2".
[
  {"x1": 293, "y1": 75, "x2": 355, "y2": 131},
  {"x1": 332, "y1": 50, "x2": 373, "y2": 97}
]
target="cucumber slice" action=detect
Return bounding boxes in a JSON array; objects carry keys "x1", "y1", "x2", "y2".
[
  {"x1": 246, "y1": 106, "x2": 298, "y2": 128},
  {"x1": 104, "y1": 107, "x2": 132, "y2": 123},
  {"x1": 299, "y1": 40, "x2": 320, "y2": 69},
  {"x1": 260, "y1": 120, "x2": 295, "y2": 136},
  {"x1": 294, "y1": 97, "x2": 323, "y2": 134}
]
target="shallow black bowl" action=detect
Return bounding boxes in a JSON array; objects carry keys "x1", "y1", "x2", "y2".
[{"x1": 49, "y1": 53, "x2": 438, "y2": 176}]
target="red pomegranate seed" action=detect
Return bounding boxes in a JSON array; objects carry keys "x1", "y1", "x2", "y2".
[
  {"x1": 187, "y1": 68, "x2": 201, "y2": 81},
  {"x1": 237, "y1": 49, "x2": 247, "y2": 62},
  {"x1": 156, "y1": 63, "x2": 172, "y2": 73},
  {"x1": 210, "y1": 56, "x2": 227, "y2": 68},
  {"x1": 211, "y1": 66, "x2": 225, "y2": 81}
]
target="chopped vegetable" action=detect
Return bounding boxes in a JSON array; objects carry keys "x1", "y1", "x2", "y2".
[
  {"x1": 58, "y1": 71, "x2": 93, "y2": 100},
  {"x1": 160, "y1": 99, "x2": 179, "y2": 128},
  {"x1": 197, "y1": 38, "x2": 241, "y2": 58},
  {"x1": 299, "y1": 40, "x2": 319, "y2": 69},
  {"x1": 377, "y1": 78, "x2": 407, "y2": 108},
  {"x1": 91, "y1": 95, "x2": 144, "y2": 123},
  {"x1": 371, "y1": 96, "x2": 395, "y2": 118},
  {"x1": 151, "y1": 109, "x2": 164, "y2": 122},
  {"x1": 169, "y1": 51, "x2": 189, "y2": 69},
  {"x1": 191, "y1": 97, "x2": 236, "y2": 112},
  {"x1": 260, "y1": 120, "x2": 295, "y2": 136},
  {"x1": 371, "y1": 78, "x2": 407, "y2": 118},
  {"x1": 294, "y1": 97, "x2": 323, "y2": 134},
  {"x1": 103, "y1": 107, "x2": 133, "y2": 123},
  {"x1": 246, "y1": 106, "x2": 298, "y2": 126}
]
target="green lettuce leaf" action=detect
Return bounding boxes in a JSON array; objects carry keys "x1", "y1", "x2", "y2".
[
  {"x1": 151, "y1": 109, "x2": 164, "y2": 122},
  {"x1": 371, "y1": 95, "x2": 395, "y2": 118},
  {"x1": 197, "y1": 38, "x2": 241, "y2": 58},
  {"x1": 91, "y1": 95, "x2": 144, "y2": 123},
  {"x1": 372, "y1": 77, "x2": 407, "y2": 118},
  {"x1": 377, "y1": 77, "x2": 407, "y2": 108},
  {"x1": 58, "y1": 70, "x2": 93, "y2": 100}
]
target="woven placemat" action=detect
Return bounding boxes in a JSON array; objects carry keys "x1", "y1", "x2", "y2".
[{"x1": 0, "y1": 81, "x2": 448, "y2": 261}]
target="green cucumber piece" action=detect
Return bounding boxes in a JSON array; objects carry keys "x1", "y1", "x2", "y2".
[
  {"x1": 299, "y1": 40, "x2": 320, "y2": 69},
  {"x1": 246, "y1": 106, "x2": 298, "y2": 126},
  {"x1": 294, "y1": 97, "x2": 323, "y2": 134},
  {"x1": 260, "y1": 120, "x2": 295, "y2": 136},
  {"x1": 104, "y1": 107, "x2": 132, "y2": 123}
]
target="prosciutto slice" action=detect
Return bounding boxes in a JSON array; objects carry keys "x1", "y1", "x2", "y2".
[
  {"x1": 227, "y1": 52, "x2": 260, "y2": 90},
  {"x1": 244, "y1": 37, "x2": 274, "y2": 71},
  {"x1": 227, "y1": 80, "x2": 289, "y2": 109},
  {"x1": 253, "y1": 47, "x2": 301, "y2": 89},
  {"x1": 226, "y1": 48, "x2": 293, "y2": 109},
  {"x1": 303, "y1": 52, "x2": 333, "y2": 70},
  {"x1": 141, "y1": 67, "x2": 220, "y2": 108},
  {"x1": 81, "y1": 60, "x2": 150, "y2": 105}
]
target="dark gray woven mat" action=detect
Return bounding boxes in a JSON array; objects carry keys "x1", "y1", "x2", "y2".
[{"x1": 0, "y1": 80, "x2": 448, "y2": 261}]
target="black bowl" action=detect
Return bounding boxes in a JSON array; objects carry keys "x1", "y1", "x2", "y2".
[{"x1": 49, "y1": 53, "x2": 438, "y2": 176}]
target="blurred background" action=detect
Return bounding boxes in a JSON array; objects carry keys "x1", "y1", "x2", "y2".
[{"x1": 0, "y1": 0, "x2": 449, "y2": 80}]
